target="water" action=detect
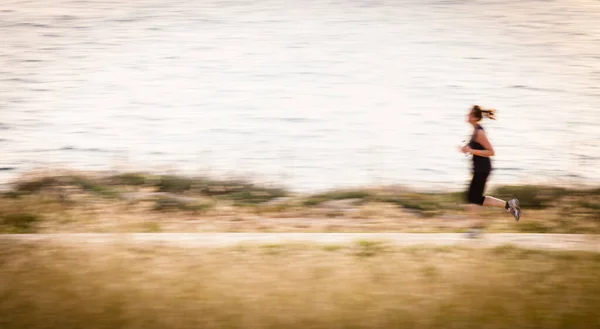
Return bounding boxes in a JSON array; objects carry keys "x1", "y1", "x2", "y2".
[{"x1": 1, "y1": 0, "x2": 599, "y2": 192}]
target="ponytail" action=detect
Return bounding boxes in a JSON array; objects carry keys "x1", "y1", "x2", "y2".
[
  {"x1": 471, "y1": 105, "x2": 497, "y2": 121},
  {"x1": 482, "y1": 109, "x2": 496, "y2": 120}
]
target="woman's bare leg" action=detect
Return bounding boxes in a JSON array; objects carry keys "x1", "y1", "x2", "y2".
[
  {"x1": 482, "y1": 196, "x2": 506, "y2": 208},
  {"x1": 483, "y1": 196, "x2": 521, "y2": 221},
  {"x1": 467, "y1": 204, "x2": 485, "y2": 236}
]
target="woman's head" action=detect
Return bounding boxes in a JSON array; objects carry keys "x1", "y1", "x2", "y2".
[{"x1": 468, "y1": 105, "x2": 496, "y2": 124}]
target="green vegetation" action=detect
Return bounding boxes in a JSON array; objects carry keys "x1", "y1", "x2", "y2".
[
  {"x1": 152, "y1": 174, "x2": 288, "y2": 204},
  {"x1": 152, "y1": 197, "x2": 214, "y2": 212},
  {"x1": 354, "y1": 240, "x2": 388, "y2": 257},
  {"x1": 109, "y1": 172, "x2": 148, "y2": 186},
  {"x1": 14, "y1": 174, "x2": 119, "y2": 199},
  {"x1": 0, "y1": 213, "x2": 39, "y2": 233},
  {"x1": 0, "y1": 170, "x2": 599, "y2": 233},
  {"x1": 155, "y1": 174, "x2": 194, "y2": 193},
  {"x1": 516, "y1": 220, "x2": 553, "y2": 233},
  {"x1": 14, "y1": 176, "x2": 61, "y2": 194},
  {"x1": 371, "y1": 195, "x2": 441, "y2": 217},
  {"x1": 302, "y1": 190, "x2": 372, "y2": 206},
  {"x1": 493, "y1": 185, "x2": 600, "y2": 209}
]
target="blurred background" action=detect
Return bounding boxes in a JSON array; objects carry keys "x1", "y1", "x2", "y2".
[
  {"x1": 1, "y1": 2, "x2": 600, "y2": 328},
  {"x1": 1, "y1": 0, "x2": 599, "y2": 192}
]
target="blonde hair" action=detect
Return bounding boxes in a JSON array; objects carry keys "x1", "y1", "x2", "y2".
[{"x1": 472, "y1": 105, "x2": 496, "y2": 121}]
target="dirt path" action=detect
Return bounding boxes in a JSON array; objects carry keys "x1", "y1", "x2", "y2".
[{"x1": 2, "y1": 233, "x2": 599, "y2": 252}]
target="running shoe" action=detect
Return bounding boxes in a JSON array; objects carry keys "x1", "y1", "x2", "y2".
[{"x1": 507, "y1": 198, "x2": 521, "y2": 222}]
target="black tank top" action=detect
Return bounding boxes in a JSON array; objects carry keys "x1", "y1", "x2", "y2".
[{"x1": 469, "y1": 124, "x2": 492, "y2": 173}]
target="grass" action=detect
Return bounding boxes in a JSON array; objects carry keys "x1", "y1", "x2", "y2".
[
  {"x1": 226, "y1": 188, "x2": 288, "y2": 205},
  {"x1": 0, "y1": 194, "x2": 69, "y2": 233},
  {"x1": 300, "y1": 190, "x2": 463, "y2": 217},
  {"x1": 302, "y1": 190, "x2": 372, "y2": 206},
  {"x1": 1, "y1": 170, "x2": 599, "y2": 233},
  {"x1": 155, "y1": 174, "x2": 194, "y2": 193},
  {"x1": 516, "y1": 220, "x2": 553, "y2": 233},
  {"x1": 0, "y1": 241, "x2": 599, "y2": 329},
  {"x1": 109, "y1": 172, "x2": 148, "y2": 186},
  {"x1": 14, "y1": 174, "x2": 119, "y2": 199},
  {"x1": 140, "y1": 222, "x2": 162, "y2": 233},
  {"x1": 152, "y1": 197, "x2": 214, "y2": 213},
  {"x1": 0, "y1": 213, "x2": 39, "y2": 233},
  {"x1": 153, "y1": 175, "x2": 287, "y2": 201},
  {"x1": 70, "y1": 176, "x2": 120, "y2": 198},
  {"x1": 493, "y1": 185, "x2": 600, "y2": 209},
  {"x1": 14, "y1": 176, "x2": 61, "y2": 193},
  {"x1": 578, "y1": 199, "x2": 600, "y2": 220},
  {"x1": 354, "y1": 240, "x2": 388, "y2": 257},
  {"x1": 371, "y1": 195, "x2": 441, "y2": 216}
]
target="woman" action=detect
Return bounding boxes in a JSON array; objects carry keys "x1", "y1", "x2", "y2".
[{"x1": 460, "y1": 105, "x2": 521, "y2": 237}]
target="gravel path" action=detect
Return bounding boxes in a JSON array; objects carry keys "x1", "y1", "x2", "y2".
[{"x1": 2, "y1": 233, "x2": 599, "y2": 252}]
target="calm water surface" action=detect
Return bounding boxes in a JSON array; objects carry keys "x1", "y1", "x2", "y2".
[{"x1": 1, "y1": 0, "x2": 599, "y2": 191}]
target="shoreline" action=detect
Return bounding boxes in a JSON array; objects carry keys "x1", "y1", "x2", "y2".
[
  {"x1": 1, "y1": 169, "x2": 598, "y2": 235},
  {"x1": 0, "y1": 166, "x2": 597, "y2": 195}
]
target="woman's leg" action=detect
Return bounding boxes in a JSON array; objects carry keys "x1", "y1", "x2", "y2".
[
  {"x1": 482, "y1": 191, "x2": 522, "y2": 221},
  {"x1": 467, "y1": 204, "x2": 484, "y2": 229},
  {"x1": 466, "y1": 172, "x2": 489, "y2": 235},
  {"x1": 483, "y1": 196, "x2": 507, "y2": 208}
]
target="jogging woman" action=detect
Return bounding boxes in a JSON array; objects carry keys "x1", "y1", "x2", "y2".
[{"x1": 460, "y1": 105, "x2": 521, "y2": 237}]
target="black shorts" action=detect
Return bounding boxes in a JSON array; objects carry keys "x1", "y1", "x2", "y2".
[{"x1": 466, "y1": 171, "x2": 490, "y2": 205}]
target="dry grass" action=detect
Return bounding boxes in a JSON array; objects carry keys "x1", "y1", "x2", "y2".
[
  {"x1": 1, "y1": 241, "x2": 599, "y2": 329},
  {"x1": 1, "y1": 170, "x2": 599, "y2": 234}
]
